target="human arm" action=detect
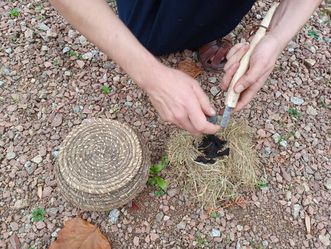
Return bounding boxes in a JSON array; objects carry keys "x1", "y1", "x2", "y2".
[
  {"x1": 221, "y1": 0, "x2": 322, "y2": 111},
  {"x1": 49, "y1": 0, "x2": 219, "y2": 135}
]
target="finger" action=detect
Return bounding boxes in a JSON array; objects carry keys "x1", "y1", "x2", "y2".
[
  {"x1": 191, "y1": 83, "x2": 216, "y2": 116},
  {"x1": 234, "y1": 72, "x2": 269, "y2": 111},
  {"x1": 224, "y1": 43, "x2": 249, "y2": 71},
  {"x1": 220, "y1": 62, "x2": 239, "y2": 91},
  {"x1": 226, "y1": 42, "x2": 248, "y2": 60},
  {"x1": 234, "y1": 87, "x2": 257, "y2": 111},
  {"x1": 233, "y1": 59, "x2": 265, "y2": 94},
  {"x1": 176, "y1": 115, "x2": 200, "y2": 136},
  {"x1": 186, "y1": 98, "x2": 220, "y2": 134}
]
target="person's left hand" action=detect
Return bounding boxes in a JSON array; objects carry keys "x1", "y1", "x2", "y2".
[{"x1": 220, "y1": 34, "x2": 282, "y2": 111}]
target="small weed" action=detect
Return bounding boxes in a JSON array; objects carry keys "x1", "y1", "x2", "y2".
[
  {"x1": 53, "y1": 58, "x2": 60, "y2": 66},
  {"x1": 148, "y1": 156, "x2": 168, "y2": 197},
  {"x1": 101, "y1": 85, "x2": 111, "y2": 94},
  {"x1": 307, "y1": 29, "x2": 320, "y2": 40},
  {"x1": 195, "y1": 233, "x2": 208, "y2": 248},
  {"x1": 28, "y1": 247, "x2": 35, "y2": 249},
  {"x1": 210, "y1": 210, "x2": 220, "y2": 219},
  {"x1": 9, "y1": 8, "x2": 20, "y2": 18},
  {"x1": 31, "y1": 208, "x2": 46, "y2": 222},
  {"x1": 288, "y1": 108, "x2": 301, "y2": 119},
  {"x1": 256, "y1": 179, "x2": 269, "y2": 190},
  {"x1": 319, "y1": 96, "x2": 329, "y2": 109},
  {"x1": 34, "y1": 4, "x2": 44, "y2": 13},
  {"x1": 67, "y1": 50, "x2": 79, "y2": 58},
  {"x1": 37, "y1": 15, "x2": 45, "y2": 21}
]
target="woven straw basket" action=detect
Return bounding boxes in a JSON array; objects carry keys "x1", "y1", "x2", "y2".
[{"x1": 55, "y1": 118, "x2": 150, "y2": 211}]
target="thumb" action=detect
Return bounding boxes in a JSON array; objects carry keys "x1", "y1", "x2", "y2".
[{"x1": 192, "y1": 83, "x2": 216, "y2": 116}]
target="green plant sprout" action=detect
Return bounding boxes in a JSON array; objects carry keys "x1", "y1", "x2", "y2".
[
  {"x1": 210, "y1": 210, "x2": 220, "y2": 219},
  {"x1": 148, "y1": 156, "x2": 168, "y2": 197},
  {"x1": 307, "y1": 29, "x2": 320, "y2": 40},
  {"x1": 288, "y1": 108, "x2": 301, "y2": 119},
  {"x1": 31, "y1": 208, "x2": 46, "y2": 222},
  {"x1": 101, "y1": 85, "x2": 111, "y2": 94},
  {"x1": 9, "y1": 8, "x2": 20, "y2": 18},
  {"x1": 256, "y1": 179, "x2": 269, "y2": 190}
]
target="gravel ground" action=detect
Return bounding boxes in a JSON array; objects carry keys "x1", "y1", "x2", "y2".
[{"x1": 0, "y1": 1, "x2": 330, "y2": 249}]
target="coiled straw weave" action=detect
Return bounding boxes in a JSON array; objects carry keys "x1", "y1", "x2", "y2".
[{"x1": 55, "y1": 118, "x2": 150, "y2": 211}]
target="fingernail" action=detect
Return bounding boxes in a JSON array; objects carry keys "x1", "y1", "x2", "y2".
[
  {"x1": 235, "y1": 85, "x2": 244, "y2": 93},
  {"x1": 210, "y1": 108, "x2": 216, "y2": 115}
]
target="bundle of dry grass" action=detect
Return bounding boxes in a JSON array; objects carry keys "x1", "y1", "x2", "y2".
[{"x1": 167, "y1": 121, "x2": 259, "y2": 209}]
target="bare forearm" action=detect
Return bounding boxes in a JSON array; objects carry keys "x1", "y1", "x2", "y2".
[
  {"x1": 49, "y1": 0, "x2": 161, "y2": 89},
  {"x1": 268, "y1": 0, "x2": 322, "y2": 51}
]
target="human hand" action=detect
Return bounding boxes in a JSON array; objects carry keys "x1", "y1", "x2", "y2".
[
  {"x1": 221, "y1": 35, "x2": 282, "y2": 111},
  {"x1": 143, "y1": 65, "x2": 220, "y2": 136}
]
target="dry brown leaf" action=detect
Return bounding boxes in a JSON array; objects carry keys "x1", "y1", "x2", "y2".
[
  {"x1": 37, "y1": 185, "x2": 43, "y2": 199},
  {"x1": 49, "y1": 218, "x2": 111, "y2": 249},
  {"x1": 305, "y1": 212, "x2": 311, "y2": 234},
  {"x1": 177, "y1": 59, "x2": 203, "y2": 79}
]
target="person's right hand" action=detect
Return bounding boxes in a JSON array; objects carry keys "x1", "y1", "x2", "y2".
[{"x1": 143, "y1": 65, "x2": 220, "y2": 136}]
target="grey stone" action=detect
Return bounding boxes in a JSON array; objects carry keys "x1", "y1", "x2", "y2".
[
  {"x1": 73, "y1": 106, "x2": 82, "y2": 113},
  {"x1": 62, "y1": 46, "x2": 70, "y2": 54},
  {"x1": 324, "y1": 178, "x2": 331, "y2": 190},
  {"x1": 210, "y1": 86, "x2": 220, "y2": 96},
  {"x1": 108, "y1": 208, "x2": 120, "y2": 224},
  {"x1": 319, "y1": 234, "x2": 330, "y2": 246},
  {"x1": 24, "y1": 161, "x2": 35, "y2": 175},
  {"x1": 304, "y1": 58, "x2": 316, "y2": 68},
  {"x1": 37, "y1": 23, "x2": 49, "y2": 31},
  {"x1": 211, "y1": 228, "x2": 221, "y2": 237},
  {"x1": 1, "y1": 67, "x2": 11, "y2": 76},
  {"x1": 290, "y1": 96, "x2": 304, "y2": 105},
  {"x1": 208, "y1": 77, "x2": 217, "y2": 84},
  {"x1": 272, "y1": 133, "x2": 281, "y2": 143},
  {"x1": 124, "y1": 101, "x2": 133, "y2": 107},
  {"x1": 78, "y1": 35, "x2": 87, "y2": 46},
  {"x1": 5, "y1": 48, "x2": 12, "y2": 54},
  {"x1": 47, "y1": 207, "x2": 59, "y2": 217},
  {"x1": 6, "y1": 151, "x2": 16, "y2": 160},
  {"x1": 279, "y1": 140, "x2": 288, "y2": 148},
  {"x1": 32, "y1": 155, "x2": 42, "y2": 164},
  {"x1": 13, "y1": 199, "x2": 29, "y2": 210},
  {"x1": 0, "y1": 80, "x2": 4, "y2": 87},
  {"x1": 167, "y1": 189, "x2": 177, "y2": 198},
  {"x1": 155, "y1": 212, "x2": 164, "y2": 223},
  {"x1": 306, "y1": 106, "x2": 318, "y2": 116},
  {"x1": 176, "y1": 221, "x2": 186, "y2": 230},
  {"x1": 82, "y1": 52, "x2": 94, "y2": 60},
  {"x1": 52, "y1": 149, "x2": 59, "y2": 158},
  {"x1": 262, "y1": 240, "x2": 269, "y2": 248},
  {"x1": 292, "y1": 204, "x2": 301, "y2": 219}
]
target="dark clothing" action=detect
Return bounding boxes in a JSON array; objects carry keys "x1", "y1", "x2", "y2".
[{"x1": 116, "y1": 0, "x2": 256, "y2": 55}]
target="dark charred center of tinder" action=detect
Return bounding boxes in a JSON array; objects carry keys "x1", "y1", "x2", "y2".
[{"x1": 194, "y1": 135, "x2": 230, "y2": 165}]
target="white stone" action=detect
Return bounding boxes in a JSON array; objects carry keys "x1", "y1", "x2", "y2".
[
  {"x1": 306, "y1": 106, "x2": 318, "y2": 116},
  {"x1": 37, "y1": 23, "x2": 49, "y2": 31},
  {"x1": 324, "y1": 178, "x2": 331, "y2": 190},
  {"x1": 32, "y1": 155, "x2": 42, "y2": 164},
  {"x1": 6, "y1": 151, "x2": 16, "y2": 160},
  {"x1": 108, "y1": 209, "x2": 120, "y2": 224},
  {"x1": 292, "y1": 204, "x2": 301, "y2": 219},
  {"x1": 290, "y1": 96, "x2": 304, "y2": 105},
  {"x1": 211, "y1": 228, "x2": 221, "y2": 237}
]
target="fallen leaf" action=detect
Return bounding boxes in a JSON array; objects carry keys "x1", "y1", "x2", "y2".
[
  {"x1": 177, "y1": 59, "x2": 203, "y2": 79},
  {"x1": 305, "y1": 212, "x2": 311, "y2": 234},
  {"x1": 49, "y1": 218, "x2": 111, "y2": 249},
  {"x1": 37, "y1": 185, "x2": 43, "y2": 199}
]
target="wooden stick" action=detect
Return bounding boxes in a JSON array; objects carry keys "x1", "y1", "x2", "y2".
[{"x1": 225, "y1": 3, "x2": 279, "y2": 108}]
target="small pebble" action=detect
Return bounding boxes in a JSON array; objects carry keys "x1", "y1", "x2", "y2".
[
  {"x1": 6, "y1": 151, "x2": 16, "y2": 160},
  {"x1": 108, "y1": 209, "x2": 120, "y2": 224},
  {"x1": 211, "y1": 228, "x2": 221, "y2": 237},
  {"x1": 290, "y1": 96, "x2": 305, "y2": 105}
]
